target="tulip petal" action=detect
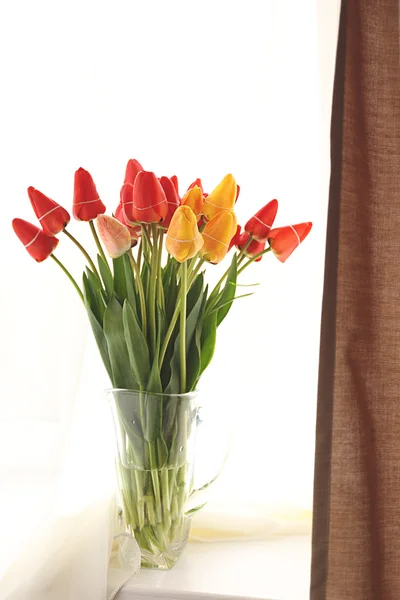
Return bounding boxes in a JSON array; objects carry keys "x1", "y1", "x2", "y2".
[
  {"x1": 131, "y1": 171, "x2": 168, "y2": 223},
  {"x1": 166, "y1": 206, "x2": 203, "y2": 262},
  {"x1": 245, "y1": 199, "x2": 278, "y2": 242},
  {"x1": 268, "y1": 222, "x2": 312, "y2": 262},
  {"x1": 12, "y1": 218, "x2": 59, "y2": 262},
  {"x1": 96, "y1": 215, "x2": 132, "y2": 258},
  {"x1": 73, "y1": 168, "x2": 106, "y2": 221},
  {"x1": 124, "y1": 159, "x2": 143, "y2": 185},
  {"x1": 28, "y1": 187, "x2": 70, "y2": 236},
  {"x1": 200, "y1": 210, "x2": 237, "y2": 264},
  {"x1": 203, "y1": 174, "x2": 237, "y2": 221}
]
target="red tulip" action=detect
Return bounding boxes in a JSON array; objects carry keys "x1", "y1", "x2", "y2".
[
  {"x1": 73, "y1": 168, "x2": 106, "y2": 221},
  {"x1": 12, "y1": 218, "x2": 59, "y2": 262},
  {"x1": 131, "y1": 171, "x2": 168, "y2": 223},
  {"x1": 159, "y1": 176, "x2": 180, "y2": 227},
  {"x1": 228, "y1": 224, "x2": 242, "y2": 251},
  {"x1": 237, "y1": 232, "x2": 266, "y2": 262},
  {"x1": 124, "y1": 159, "x2": 143, "y2": 185},
  {"x1": 188, "y1": 178, "x2": 203, "y2": 193},
  {"x1": 114, "y1": 200, "x2": 141, "y2": 242},
  {"x1": 28, "y1": 186, "x2": 70, "y2": 236},
  {"x1": 268, "y1": 222, "x2": 312, "y2": 263},
  {"x1": 244, "y1": 199, "x2": 278, "y2": 242},
  {"x1": 170, "y1": 175, "x2": 179, "y2": 195}
]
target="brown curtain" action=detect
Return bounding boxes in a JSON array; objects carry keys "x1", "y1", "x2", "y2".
[{"x1": 311, "y1": 1, "x2": 400, "y2": 599}]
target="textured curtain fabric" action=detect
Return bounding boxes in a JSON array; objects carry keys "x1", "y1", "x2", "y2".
[{"x1": 311, "y1": 1, "x2": 400, "y2": 599}]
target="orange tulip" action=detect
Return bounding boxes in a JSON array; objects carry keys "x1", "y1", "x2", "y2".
[
  {"x1": 159, "y1": 176, "x2": 180, "y2": 228},
  {"x1": 73, "y1": 168, "x2": 106, "y2": 221},
  {"x1": 12, "y1": 218, "x2": 59, "y2": 262},
  {"x1": 268, "y1": 222, "x2": 312, "y2": 263},
  {"x1": 245, "y1": 199, "x2": 278, "y2": 242},
  {"x1": 131, "y1": 171, "x2": 168, "y2": 223},
  {"x1": 28, "y1": 186, "x2": 70, "y2": 236},
  {"x1": 96, "y1": 215, "x2": 133, "y2": 258},
  {"x1": 181, "y1": 185, "x2": 203, "y2": 219},
  {"x1": 200, "y1": 210, "x2": 237, "y2": 264},
  {"x1": 165, "y1": 206, "x2": 203, "y2": 263},
  {"x1": 202, "y1": 174, "x2": 237, "y2": 221},
  {"x1": 124, "y1": 159, "x2": 143, "y2": 185}
]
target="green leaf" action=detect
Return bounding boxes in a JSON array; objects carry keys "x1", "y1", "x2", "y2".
[
  {"x1": 216, "y1": 253, "x2": 237, "y2": 326},
  {"x1": 113, "y1": 256, "x2": 127, "y2": 303},
  {"x1": 122, "y1": 300, "x2": 150, "y2": 388},
  {"x1": 98, "y1": 255, "x2": 113, "y2": 297},
  {"x1": 83, "y1": 271, "x2": 105, "y2": 324},
  {"x1": 185, "y1": 503, "x2": 207, "y2": 518},
  {"x1": 104, "y1": 296, "x2": 138, "y2": 389},
  {"x1": 187, "y1": 284, "x2": 207, "y2": 391},
  {"x1": 122, "y1": 253, "x2": 137, "y2": 313},
  {"x1": 200, "y1": 311, "x2": 218, "y2": 374},
  {"x1": 83, "y1": 293, "x2": 113, "y2": 382}
]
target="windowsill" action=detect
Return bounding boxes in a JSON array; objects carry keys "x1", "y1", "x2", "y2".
[{"x1": 112, "y1": 535, "x2": 311, "y2": 600}]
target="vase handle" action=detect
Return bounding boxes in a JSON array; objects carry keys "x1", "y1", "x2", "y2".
[{"x1": 185, "y1": 403, "x2": 231, "y2": 515}]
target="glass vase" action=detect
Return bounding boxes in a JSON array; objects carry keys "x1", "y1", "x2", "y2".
[{"x1": 107, "y1": 388, "x2": 203, "y2": 570}]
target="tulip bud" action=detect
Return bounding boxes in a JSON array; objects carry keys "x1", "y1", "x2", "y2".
[
  {"x1": 96, "y1": 215, "x2": 133, "y2": 258},
  {"x1": 28, "y1": 186, "x2": 70, "y2": 236},
  {"x1": 166, "y1": 206, "x2": 204, "y2": 263},
  {"x1": 131, "y1": 171, "x2": 168, "y2": 223},
  {"x1": 200, "y1": 210, "x2": 237, "y2": 264},
  {"x1": 237, "y1": 232, "x2": 266, "y2": 262},
  {"x1": 114, "y1": 201, "x2": 140, "y2": 243},
  {"x1": 124, "y1": 159, "x2": 143, "y2": 185},
  {"x1": 181, "y1": 185, "x2": 203, "y2": 219},
  {"x1": 202, "y1": 174, "x2": 237, "y2": 220},
  {"x1": 268, "y1": 222, "x2": 312, "y2": 263},
  {"x1": 228, "y1": 224, "x2": 242, "y2": 251},
  {"x1": 187, "y1": 178, "x2": 203, "y2": 192},
  {"x1": 73, "y1": 168, "x2": 106, "y2": 221},
  {"x1": 244, "y1": 199, "x2": 278, "y2": 242},
  {"x1": 12, "y1": 218, "x2": 59, "y2": 262},
  {"x1": 170, "y1": 175, "x2": 179, "y2": 195},
  {"x1": 159, "y1": 176, "x2": 180, "y2": 228}
]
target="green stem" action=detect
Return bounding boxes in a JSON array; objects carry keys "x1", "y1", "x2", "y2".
[
  {"x1": 180, "y1": 261, "x2": 187, "y2": 393},
  {"x1": 63, "y1": 229, "x2": 100, "y2": 279},
  {"x1": 149, "y1": 223, "x2": 159, "y2": 355},
  {"x1": 129, "y1": 253, "x2": 147, "y2": 337},
  {"x1": 89, "y1": 220, "x2": 108, "y2": 266},
  {"x1": 51, "y1": 254, "x2": 83, "y2": 301},
  {"x1": 137, "y1": 236, "x2": 143, "y2": 272},
  {"x1": 157, "y1": 229, "x2": 165, "y2": 312},
  {"x1": 237, "y1": 247, "x2": 272, "y2": 275}
]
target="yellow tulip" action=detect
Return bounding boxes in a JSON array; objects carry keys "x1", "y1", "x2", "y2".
[
  {"x1": 200, "y1": 210, "x2": 237, "y2": 264},
  {"x1": 202, "y1": 174, "x2": 237, "y2": 221},
  {"x1": 181, "y1": 186, "x2": 203, "y2": 218},
  {"x1": 165, "y1": 206, "x2": 204, "y2": 263}
]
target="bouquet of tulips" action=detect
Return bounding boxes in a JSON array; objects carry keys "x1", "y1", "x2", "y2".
[{"x1": 12, "y1": 158, "x2": 312, "y2": 568}]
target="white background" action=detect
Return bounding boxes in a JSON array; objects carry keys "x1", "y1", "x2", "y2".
[{"x1": 0, "y1": 0, "x2": 339, "y2": 595}]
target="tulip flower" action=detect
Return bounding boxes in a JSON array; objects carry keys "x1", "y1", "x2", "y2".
[
  {"x1": 237, "y1": 232, "x2": 266, "y2": 262},
  {"x1": 12, "y1": 218, "x2": 59, "y2": 262},
  {"x1": 268, "y1": 222, "x2": 312, "y2": 263},
  {"x1": 114, "y1": 201, "x2": 140, "y2": 243},
  {"x1": 28, "y1": 186, "x2": 70, "y2": 236},
  {"x1": 131, "y1": 171, "x2": 168, "y2": 223},
  {"x1": 73, "y1": 168, "x2": 106, "y2": 221},
  {"x1": 200, "y1": 210, "x2": 237, "y2": 264},
  {"x1": 170, "y1": 175, "x2": 179, "y2": 195},
  {"x1": 244, "y1": 199, "x2": 278, "y2": 242},
  {"x1": 202, "y1": 174, "x2": 237, "y2": 221},
  {"x1": 96, "y1": 215, "x2": 133, "y2": 258},
  {"x1": 228, "y1": 224, "x2": 242, "y2": 251},
  {"x1": 187, "y1": 178, "x2": 203, "y2": 192},
  {"x1": 181, "y1": 185, "x2": 203, "y2": 219},
  {"x1": 124, "y1": 159, "x2": 143, "y2": 185},
  {"x1": 166, "y1": 206, "x2": 203, "y2": 263},
  {"x1": 159, "y1": 176, "x2": 180, "y2": 228},
  {"x1": 235, "y1": 185, "x2": 240, "y2": 202}
]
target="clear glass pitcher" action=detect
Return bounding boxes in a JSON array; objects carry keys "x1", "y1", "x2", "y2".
[{"x1": 107, "y1": 388, "x2": 225, "y2": 570}]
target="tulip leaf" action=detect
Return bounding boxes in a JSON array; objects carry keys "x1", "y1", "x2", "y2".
[
  {"x1": 83, "y1": 270, "x2": 105, "y2": 324},
  {"x1": 209, "y1": 292, "x2": 254, "y2": 315},
  {"x1": 200, "y1": 311, "x2": 218, "y2": 374},
  {"x1": 216, "y1": 253, "x2": 237, "y2": 326},
  {"x1": 165, "y1": 274, "x2": 204, "y2": 394},
  {"x1": 122, "y1": 253, "x2": 138, "y2": 315},
  {"x1": 104, "y1": 296, "x2": 138, "y2": 389},
  {"x1": 98, "y1": 255, "x2": 113, "y2": 297},
  {"x1": 122, "y1": 300, "x2": 150, "y2": 388},
  {"x1": 113, "y1": 256, "x2": 127, "y2": 303},
  {"x1": 187, "y1": 285, "x2": 207, "y2": 391},
  {"x1": 83, "y1": 277, "x2": 113, "y2": 382}
]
